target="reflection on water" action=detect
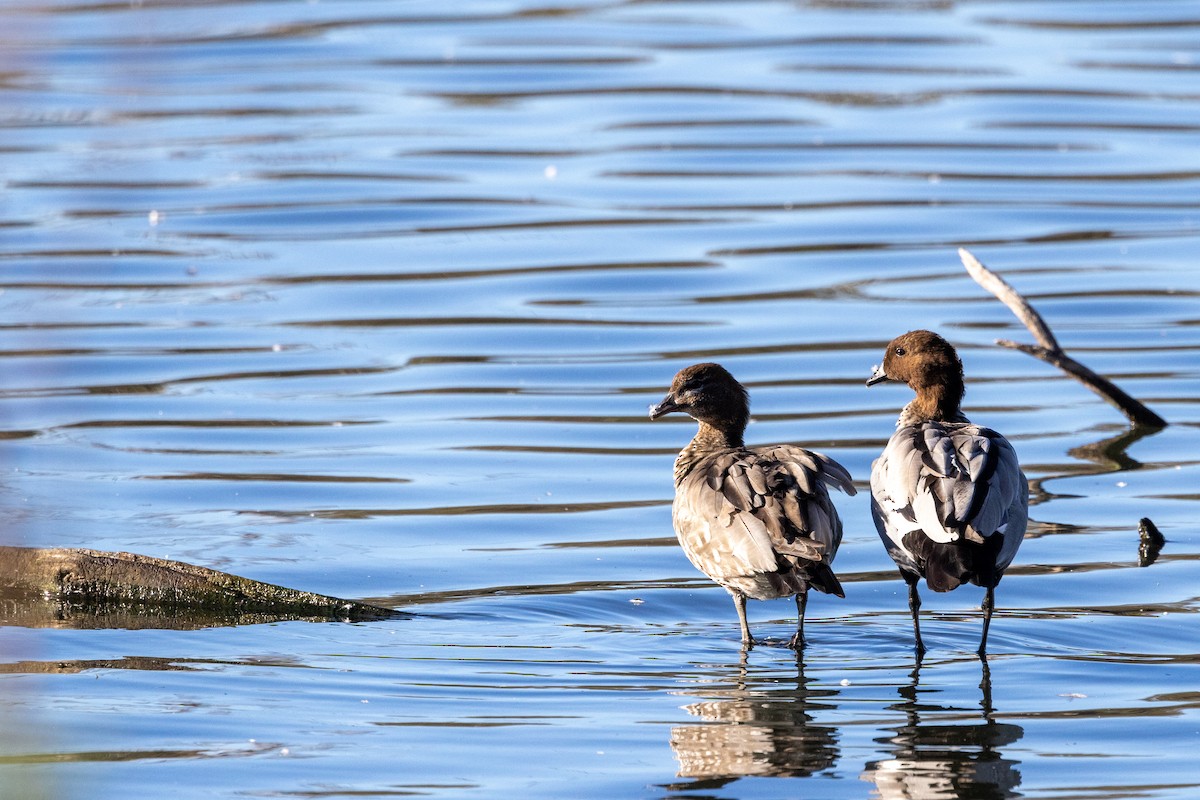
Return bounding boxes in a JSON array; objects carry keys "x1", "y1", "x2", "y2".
[
  {"x1": 0, "y1": 592, "x2": 375, "y2": 631},
  {"x1": 667, "y1": 653, "x2": 839, "y2": 784},
  {"x1": 864, "y1": 662, "x2": 1022, "y2": 800}
]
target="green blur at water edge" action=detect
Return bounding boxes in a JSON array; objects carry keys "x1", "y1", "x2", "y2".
[{"x1": 1, "y1": 0, "x2": 1198, "y2": 798}]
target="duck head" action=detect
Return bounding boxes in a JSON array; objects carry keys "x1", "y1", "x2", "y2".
[
  {"x1": 650, "y1": 362, "x2": 750, "y2": 437},
  {"x1": 867, "y1": 330, "x2": 965, "y2": 420}
]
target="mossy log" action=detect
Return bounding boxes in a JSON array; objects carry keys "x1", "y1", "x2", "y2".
[{"x1": 0, "y1": 546, "x2": 402, "y2": 626}]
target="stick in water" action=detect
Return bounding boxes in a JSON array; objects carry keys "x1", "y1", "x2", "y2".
[{"x1": 958, "y1": 248, "x2": 1166, "y2": 429}]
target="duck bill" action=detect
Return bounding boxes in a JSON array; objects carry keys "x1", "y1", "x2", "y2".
[
  {"x1": 865, "y1": 364, "x2": 891, "y2": 387},
  {"x1": 649, "y1": 395, "x2": 681, "y2": 420}
]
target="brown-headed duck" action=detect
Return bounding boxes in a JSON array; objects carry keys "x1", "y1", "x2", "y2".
[
  {"x1": 650, "y1": 362, "x2": 856, "y2": 649},
  {"x1": 867, "y1": 330, "x2": 1028, "y2": 656}
]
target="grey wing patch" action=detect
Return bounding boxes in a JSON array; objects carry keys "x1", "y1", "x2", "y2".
[
  {"x1": 761, "y1": 445, "x2": 857, "y2": 498},
  {"x1": 671, "y1": 445, "x2": 855, "y2": 600},
  {"x1": 743, "y1": 446, "x2": 855, "y2": 566},
  {"x1": 870, "y1": 451, "x2": 922, "y2": 575},
  {"x1": 876, "y1": 421, "x2": 1029, "y2": 548},
  {"x1": 674, "y1": 469, "x2": 779, "y2": 580},
  {"x1": 965, "y1": 430, "x2": 1029, "y2": 570},
  {"x1": 704, "y1": 452, "x2": 739, "y2": 491},
  {"x1": 679, "y1": 446, "x2": 855, "y2": 572}
]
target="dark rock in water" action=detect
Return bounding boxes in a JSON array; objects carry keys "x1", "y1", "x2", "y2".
[{"x1": 1138, "y1": 518, "x2": 1166, "y2": 568}]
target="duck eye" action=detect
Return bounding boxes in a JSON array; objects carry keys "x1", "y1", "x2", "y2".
[{"x1": 894, "y1": 346, "x2": 906, "y2": 356}]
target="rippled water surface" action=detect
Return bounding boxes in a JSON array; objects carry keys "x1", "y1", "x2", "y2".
[{"x1": 2, "y1": 0, "x2": 1199, "y2": 797}]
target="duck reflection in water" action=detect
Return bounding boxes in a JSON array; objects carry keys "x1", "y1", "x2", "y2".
[
  {"x1": 665, "y1": 652, "x2": 840, "y2": 787},
  {"x1": 862, "y1": 660, "x2": 1023, "y2": 800}
]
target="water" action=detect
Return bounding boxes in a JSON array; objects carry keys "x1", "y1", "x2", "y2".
[{"x1": 1, "y1": 0, "x2": 1199, "y2": 797}]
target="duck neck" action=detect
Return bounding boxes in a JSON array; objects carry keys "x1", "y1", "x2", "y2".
[
  {"x1": 674, "y1": 422, "x2": 743, "y2": 484},
  {"x1": 694, "y1": 420, "x2": 743, "y2": 450},
  {"x1": 904, "y1": 377, "x2": 966, "y2": 424}
]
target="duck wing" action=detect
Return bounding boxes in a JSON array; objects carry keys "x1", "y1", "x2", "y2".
[
  {"x1": 676, "y1": 445, "x2": 854, "y2": 594},
  {"x1": 871, "y1": 421, "x2": 1028, "y2": 586},
  {"x1": 750, "y1": 445, "x2": 856, "y2": 560}
]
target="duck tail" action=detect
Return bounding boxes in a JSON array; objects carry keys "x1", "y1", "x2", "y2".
[
  {"x1": 808, "y1": 562, "x2": 845, "y2": 598},
  {"x1": 904, "y1": 530, "x2": 1005, "y2": 592}
]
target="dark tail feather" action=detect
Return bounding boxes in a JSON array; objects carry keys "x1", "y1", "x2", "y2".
[
  {"x1": 924, "y1": 555, "x2": 966, "y2": 593},
  {"x1": 903, "y1": 530, "x2": 1006, "y2": 593},
  {"x1": 808, "y1": 562, "x2": 845, "y2": 598}
]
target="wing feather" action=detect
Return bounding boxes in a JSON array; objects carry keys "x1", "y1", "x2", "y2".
[
  {"x1": 870, "y1": 419, "x2": 1029, "y2": 583},
  {"x1": 672, "y1": 443, "x2": 855, "y2": 594}
]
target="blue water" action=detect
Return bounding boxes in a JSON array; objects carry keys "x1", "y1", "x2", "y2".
[{"x1": 1, "y1": 1, "x2": 1199, "y2": 797}]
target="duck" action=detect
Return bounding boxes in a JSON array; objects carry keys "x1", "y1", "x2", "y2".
[
  {"x1": 867, "y1": 330, "x2": 1028, "y2": 656},
  {"x1": 650, "y1": 362, "x2": 856, "y2": 649}
]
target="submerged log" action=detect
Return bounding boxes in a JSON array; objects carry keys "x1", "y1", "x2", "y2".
[{"x1": 0, "y1": 546, "x2": 402, "y2": 625}]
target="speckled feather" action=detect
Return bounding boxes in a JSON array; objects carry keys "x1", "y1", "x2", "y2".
[{"x1": 674, "y1": 442, "x2": 856, "y2": 601}]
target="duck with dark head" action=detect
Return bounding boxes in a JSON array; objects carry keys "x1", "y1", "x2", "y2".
[
  {"x1": 651, "y1": 362, "x2": 856, "y2": 649},
  {"x1": 867, "y1": 330, "x2": 1029, "y2": 656}
]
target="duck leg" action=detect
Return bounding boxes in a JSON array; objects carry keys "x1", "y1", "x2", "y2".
[
  {"x1": 732, "y1": 590, "x2": 753, "y2": 648},
  {"x1": 787, "y1": 591, "x2": 808, "y2": 650},
  {"x1": 978, "y1": 585, "x2": 996, "y2": 656},
  {"x1": 905, "y1": 573, "x2": 926, "y2": 656},
  {"x1": 979, "y1": 656, "x2": 994, "y2": 714}
]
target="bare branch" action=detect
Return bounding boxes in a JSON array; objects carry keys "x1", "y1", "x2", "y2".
[
  {"x1": 959, "y1": 248, "x2": 1060, "y2": 351},
  {"x1": 960, "y1": 248, "x2": 1166, "y2": 429}
]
